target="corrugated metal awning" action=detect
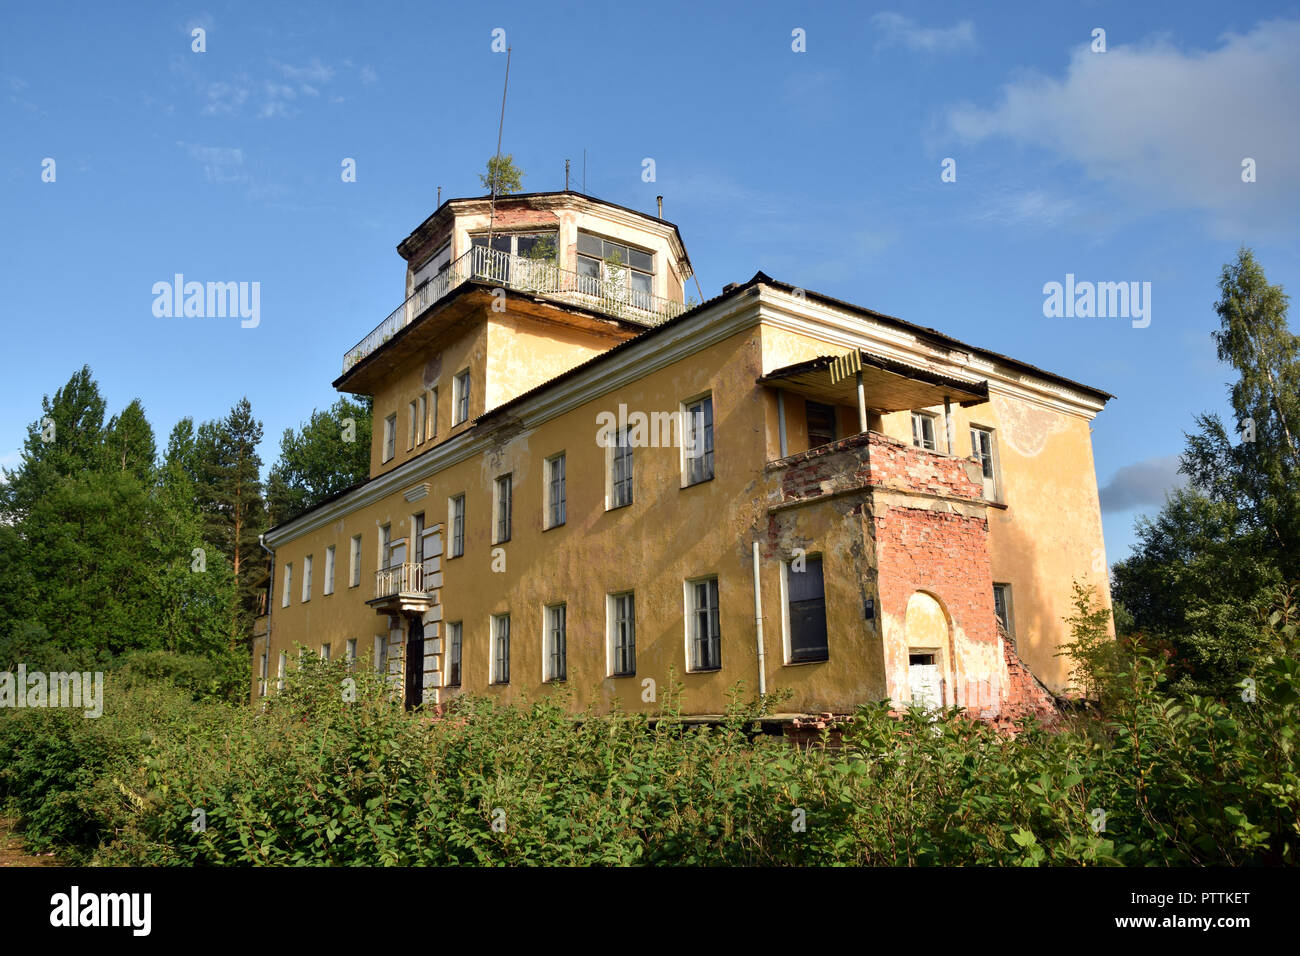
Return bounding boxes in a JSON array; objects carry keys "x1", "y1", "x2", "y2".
[{"x1": 756, "y1": 351, "x2": 988, "y2": 412}]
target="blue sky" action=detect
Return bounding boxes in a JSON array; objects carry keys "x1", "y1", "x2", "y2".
[{"x1": 3, "y1": 1, "x2": 1298, "y2": 566}]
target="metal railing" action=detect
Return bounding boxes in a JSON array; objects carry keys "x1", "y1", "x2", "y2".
[
  {"x1": 343, "y1": 246, "x2": 686, "y2": 372},
  {"x1": 374, "y1": 562, "x2": 425, "y2": 599}
]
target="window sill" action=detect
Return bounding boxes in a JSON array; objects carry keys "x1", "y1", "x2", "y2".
[
  {"x1": 605, "y1": 501, "x2": 633, "y2": 513},
  {"x1": 682, "y1": 474, "x2": 715, "y2": 490},
  {"x1": 610, "y1": 672, "x2": 636, "y2": 679},
  {"x1": 688, "y1": 666, "x2": 722, "y2": 674},
  {"x1": 784, "y1": 656, "x2": 829, "y2": 667},
  {"x1": 542, "y1": 521, "x2": 566, "y2": 533}
]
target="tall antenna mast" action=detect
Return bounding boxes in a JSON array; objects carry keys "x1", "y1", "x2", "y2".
[{"x1": 485, "y1": 46, "x2": 512, "y2": 256}]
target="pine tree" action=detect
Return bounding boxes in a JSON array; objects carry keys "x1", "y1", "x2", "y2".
[{"x1": 267, "y1": 396, "x2": 373, "y2": 525}]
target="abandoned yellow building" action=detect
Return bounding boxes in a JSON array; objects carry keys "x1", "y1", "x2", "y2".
[{"x1": 254, "y1": 190, "x2": 1113, "y2": 721}]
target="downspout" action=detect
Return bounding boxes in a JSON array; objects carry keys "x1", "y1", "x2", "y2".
[
  {"x1": 258, "y1": 533, "x2": 275, "y2": 699},
  {"x1": 752, "y1": 541, "x2": 767, "y2": 697}
]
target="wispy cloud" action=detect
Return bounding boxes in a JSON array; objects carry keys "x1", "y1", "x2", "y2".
[
  {"x1": 946, "y1": 19, "x2": 1300, "y2": 236},
  {"x1": 872, "y1": 13, "x2": 976, "y2": 53},
  {"x1": 177, "y1": 141, "x2": 247, "y2": 183},
  {"x1": 1099, "y1": 455, "x2": 1185, "y2": 513}
]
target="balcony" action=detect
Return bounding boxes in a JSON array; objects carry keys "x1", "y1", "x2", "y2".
[
  {"x1": 343, "y1": 245, "x2": 687, "y2": 373},
  {"x1": 368, "y1": 562, "x2": 440, "y2": 616}
]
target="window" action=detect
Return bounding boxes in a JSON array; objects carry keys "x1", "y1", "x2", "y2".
[
  {"x1": 416, "y1": 393, "x2": 427, "y2": 445},
  {"x1": 470, "y1": 232, "x2": 559, "y2": 282},
  {"x1": 412, "y1": 239, "x2": 451, "y2": 288},
  {"x1": 806, "y1": 401, "x2": 837, "y2": 448},
  {"x1": 382, "y1": 413, "x2": 397, "y2": 462},
  {"x1": 688, "y1": 577, "x2": 721, "y2": 671},
  {"x1": 911, "y1": 412, "x2": 937, "y2": 451},
  {"x1": 349, "y1": 535, "x2": 362, "y2": 588},
  {"x1": 447, "y1": 622, "x2": 463, "y2": 686},
  {"x1": 683, "y1": 395, "x2": 714, "y2": 485},
  {"x1": 282, "y1": 563, "x2": 292, "y2": 608},
  {"x1": 453, "y1": 370, "x2": 470, "y2": 425},
  {"x1": 608, "y1": 592, "x2": 636, "y2": 676},
  {"x1": 786, "y1": 556, "x2": 828, "y2": 663},
  {"x1": 545, "y1": 604, "x2": 567, "y2": 682},
  {"x1": 494, "y1": 474, "x2": 512, "y2": 543},
  {"x1": 406, "y1": 401, "x2": 417, "y2": 451},
  {"x1": 323, "y1": 545, "x2": 335, "y2": 595},
  {"x1": 412, "y1": 512, "x2": 424, "y2": 570},
  {"x1": 492, "y1": 614, "x2": 511, "y2": 684},
  {"x1": 449, "y1": 495, "x2": 465, "y2": 557},
  {"x1": 546, "y1": 454, "x2": 566, "y2": 528},
  {"x1": 302, "y1": 554, "x2": 313, "y2": 602},
  {"x1": 427, "y1": 388, "x2": 437, "y2": 439},
  {"x1": 993, "y1": 584, "x2": 1014, "y2": 637},
  {"x1": 373, "y1": 635, "x2": 388, "y2": 674},
  {"x1": 346, "y1": 638, "x2": 357, "y2": 663},
  {"x1": 319, "y1": 642, "x2": 331, "y2": 661},
  {"x1": 277, "y1": 652, "x2": 286, "y2": 692},
  {"x1": 970, "y1": 426, "x2": 999, "y2": 500},
  {"x1": 258, "y1": 653, "x2": 268, "y2": 697},
  {"x1": 610, "y1": 429, "x2": 633, "y2": 509},
  {"x1": 379, "y1": 524, "x2": 392, "y2": 569},
  {"x1": 576, "y1": 231, "x2": 654, "y2": 307}
]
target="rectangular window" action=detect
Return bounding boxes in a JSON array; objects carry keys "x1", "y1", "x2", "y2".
[
  {"x1": 970, "y1": 426, "x2": 999, "y2": 500},
  {"x1": 786, "y1": 556, "x2": 829, "y2": 663},
  {"x1": 412, "y1": 239, "x2": 451, "y2": 287},
  {"x1": 346, "y1": 638, "x2": 357, "y2": 663},
  {"x1": 689, "y1": 577, "x2": 721, "y2": 671},
  {"x1": 319, "y1": 642, "x2": 331, "y2": 661},
  {"x1": 406, "y1": 401, "x2": 417, "y2": 451},
  {"x1": 911, "y1": 412, "x2": 937, "y2": 451},
  {"x1": 302, "y1": 554, "x2": 313, "y2": 602},
  {"x1": 282, "y1": 563, "x2": 292, "y2": 608},
  {"x1": 447, "y1": 621, "x2": 463, "y2": 686},
  {"x1": 382, "y1": 413, "x2": 397, "y2": 462},
  {"x1": 684, "y1": 395, "x2": 714, "y2": 485},
  {"x1": 449, "y1": 495, "x2": 465, "y2": 557},
  {"x1": 494, "y1": 474, "x2": 512, "y2": 544},
  {"x1": 373, "y1": 635, "x2": 388, "y2": 674},
  {"x1": 453, "y1": 369, "x2": 470, "y2": 425},
  {"x1": 379, "y1": 524, "x2": 392, "y2": 569},
  {"x1": 609, "y1": 592, "x2": 636, "y2": 677},
  {"x1": 993, "y1": 583, "x2": 1014, "y2": 637},
  {"x1": 492, "y1": 614, "x2": 511, "y2": 684},
  {"x1": 428, "y1": 388, "x2": 438, "y2": 438},
  {"x1": 412, "y1": 512, "x2": 424, "y2": 570},
  {"x1": 576, "y1": 231, "x2": 655, "y2": 308},
  {"x1": 806, "y1": 401, "x2": 837, "y2": 448},
  {"x1": 277, "y1": 651, "x2": 286, "y2": 692},
  {"x1": 323, "y1": 545, "x2": 335, "y2": 595},
  {"x1": 416, "y1": 393, "x2": 427, "y2": 445},
  {"x1": 349, "y1": 534, "x2": 362, "y2": 588},
  {"x1": 610, "y1": 429, "x2": 633, "y2": 509},
  {"x1": 545, "y1": 604, "x2": 567, "y2": 682},
  {"x1": 546, "y1": 454, "x2": 566, "y2": 528}
]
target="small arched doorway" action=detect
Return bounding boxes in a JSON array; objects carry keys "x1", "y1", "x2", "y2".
[{"x1": 904, "y1": 591, "x2": 951, "y2": 709}]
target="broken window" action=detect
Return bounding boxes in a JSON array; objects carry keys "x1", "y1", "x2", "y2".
[
  {"x1": 911, "y1": 411, "x2": 937, "y2": 451},
  {"x1": 806, "y1": 401, "x2": 837, "y2": 448}
]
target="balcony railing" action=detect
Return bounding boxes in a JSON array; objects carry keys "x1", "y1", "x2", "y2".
[
  {"x1": 343, "y1": 245, "x2": 686, "y2": 372},
  {"x1": 374, "y1": 562, "x2": 426, "y2": 600}
]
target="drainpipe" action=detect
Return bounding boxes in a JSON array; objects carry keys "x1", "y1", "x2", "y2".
[
  {"x1": 258, "y1": 533, "x2": 275, "y2": 697},
  {"x1": 752, "y1": 541, "x2": 767, "y2": 697}
]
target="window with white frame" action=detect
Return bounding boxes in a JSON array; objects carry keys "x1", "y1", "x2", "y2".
[
  {"x1": 993, "y1": 583, "x2": 1014, "y2": 638},
  {"x1": 608, "y1": 592, "x2": 636, "y2": 677},
  {"x1": 453, "y1": 370, "x2": 470, "y2": 425},
  {"x1": 282, "y1": 562, "x2": 292, "y2": 608},
  {"x1": 911, "y1": 411, "x2": 938, "y2": 451},
  {"x1": 494, "y1": 474, "x2": 512, "y2": 544},
  {"x1": 970, "y1": 426, "x2": 999, "y2": 500},
  {"x1": 427, "y1": 387, "x2": 438, "y2": 439},
  {"x1": 319, "y1": 642, "x2": 330, "y2": 661},
  {"x1": 346, "y1": 638, "x2": 357, "y2": 662},
  {"x1": 379, "y1": 524, "x2": 392, "y2": 569},
  {"x1": 406, "y1": 401, "x2": 417, "y2": 451},
  {"x1": 323, "y1": 545, "x2": 335, "y2": 595},
  {"x1": 546, "y1": 453, "x2": 566, "y2": 529},
  {"x1": 382, "y1": 413, "x2": 397, "y2": 462},
  {"x1": 449, "y1": 495, "x2": 465, "y2": 557},
  {"x1": 416, "y1": 393, "x2": 427, "y2": 445},
  {"x1": 491, "y1": 614, "x2": 511, "y2": 684},
  {"x1": 545, "y1": 603, "x2": 567, "y2": 682},
  {"x1": 785, "y1": 555, "x2": 829, "y2": 663},
  {"x1": 302, "y1": 554, "x2": 313, "y2": 602},
  {"x1": 576, "y1": 231, "x2": 654, "y2": 306},
  {"x1": 349, "y1": 534, "x2": 362, "y2": 588},
  {"x1": 683, "y1": 395, "x2": 714, "y2": 486},
  {"x1": 609, "y1": 428, "x2": 633, "y2": 509},
  {"x1": 446, "y1": 621, "x2": 462, "y2": 686},
  {"x1": 688, "y1": 576, "x2": 721, "y2": 671}
]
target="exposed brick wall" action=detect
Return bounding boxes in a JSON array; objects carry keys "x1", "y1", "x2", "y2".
[{"x1": 994, "y1": 633, "x2": 1060, "y2": 731}]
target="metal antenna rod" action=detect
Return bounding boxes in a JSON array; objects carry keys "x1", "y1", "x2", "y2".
[{"x1": 485, "y1": 46, "x2": 512, "y2": 257}]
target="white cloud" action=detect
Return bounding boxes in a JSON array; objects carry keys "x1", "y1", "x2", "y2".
[
  {"x1": 872, "y1": 13, "x2": 975, "y2": 53},
  {"x1": 178, "y1": 142, "x2": 247, "y2": 183},
  {"x1": 947, "y1": 19, "x2": 1300, "y2": 236}
]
